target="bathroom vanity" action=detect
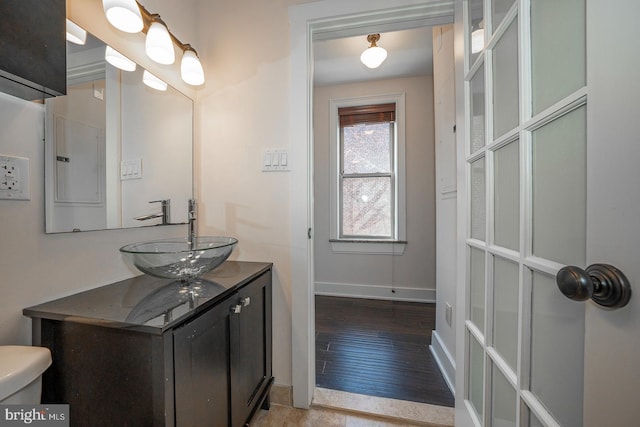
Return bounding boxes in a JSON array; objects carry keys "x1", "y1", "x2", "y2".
[{"x1": 24, "y1": 261, "x2": 273, "y2": 427}]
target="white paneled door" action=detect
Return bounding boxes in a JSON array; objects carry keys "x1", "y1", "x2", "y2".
[{"x1": 456, "y1": 0, "x2": 640, "y2": 426}]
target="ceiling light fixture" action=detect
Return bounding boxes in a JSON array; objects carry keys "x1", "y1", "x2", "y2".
[
  {"x1": 105, "y1": 46, "x2": 137, "y2": 72},
  {"x1": 66, "y1": 20, "x2": 87, "y2": 45},
  {"x1": 145, "y1": 15, "x2": 175, "y2": 65},
  {"x1": 360, "y1": 34, "x2": 388, "y2": 69},
  {"x1": 102, "y1": 0, "x2": 143, "y2": 33},
  {"x1": 143, "y1": 70, "x2": 167, "y2": 91},
  {"x1": 471, "y1": 21, "x2": 485, "y2": 54},
  {"x1": 102, "y1": 0, "x2": 205, "y2": 86}
]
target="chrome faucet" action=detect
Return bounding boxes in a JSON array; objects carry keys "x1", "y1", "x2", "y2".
[
  {"x1": 188, "y1": 198, "x2": 197, "y2": 249},
  {"x1": 134, "y1": 199, "x2": 171, "y2": 224}
]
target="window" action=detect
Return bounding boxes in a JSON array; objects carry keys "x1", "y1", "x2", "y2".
[
  {"x1": 329, "y1": 94, "x2": 406, "y2": 254},
  {"x1": 339, "y1": 103, "x2": 395, "y2": 238}
]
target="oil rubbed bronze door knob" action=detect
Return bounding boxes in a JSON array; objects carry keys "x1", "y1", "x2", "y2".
[{"x1": 556, "y1": 264, "x2": 631, "y2": 309}]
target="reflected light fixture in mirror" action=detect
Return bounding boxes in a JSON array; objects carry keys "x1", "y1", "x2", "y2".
[
  {"x1": 66, "y1": 19, "x2": 87, "y2": 45},
  {"x1": 143, "y1": 70, "x2": 168, "y2": 91},
  {"x1": 105, "y1": 46, "x2": 137, "y2": 71},
  {"x1": 360, "y1": 34, "x2": 387, "y2": 69},
  {"x1": 102, "y1": 0, "x2": 143, "y2": 33},
  {"x1": 145, "y1": 15, "x2": 175, "y2": 65}
]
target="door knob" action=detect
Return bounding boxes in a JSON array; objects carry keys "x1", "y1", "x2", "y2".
[{"x1": 556, "y1": 263, "x2": 631, "y2": 309}]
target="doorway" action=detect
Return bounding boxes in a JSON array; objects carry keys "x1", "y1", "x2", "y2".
[
  {"x1": 288, "y1": 0, "x2": 455, "y2": 409},
  {"x1": 309, "y1": 8, "x2": 455, "y2": 412}
]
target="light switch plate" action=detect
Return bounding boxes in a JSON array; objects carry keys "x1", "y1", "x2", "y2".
[
  {"x1": 262, "y1": 149, "x2": 290, "y2": 172},
  {"x1": 121, "y1": 158, "x2": 143, "y2": 180},
  {"x1": 0, "y1": 154, "x2": 30, "y2": 200}
]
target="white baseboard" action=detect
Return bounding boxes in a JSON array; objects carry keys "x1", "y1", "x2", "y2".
[
  {"x1": 314, "y1": 281, "x2": 436, "y2": 303},
  {"x1": 429, "y1": 330, "x2": 456, "y2": 397}
]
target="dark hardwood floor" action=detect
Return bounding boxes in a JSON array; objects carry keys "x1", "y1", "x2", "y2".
[{"x1": 315, "y1": 296, "x2": 454, "y2": 407}]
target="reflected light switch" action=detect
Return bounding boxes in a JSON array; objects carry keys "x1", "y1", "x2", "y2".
[
  {"x1": 280, "y1": 152, "x2": 288, "y2": 166},
  {"x1": 121, "y1": 158, "x2": 143, "y2": 180}
]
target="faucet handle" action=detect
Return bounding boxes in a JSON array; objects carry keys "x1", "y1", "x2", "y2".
[{"x1": 149, "y1": 199, "x2": 170, "y2": 205}]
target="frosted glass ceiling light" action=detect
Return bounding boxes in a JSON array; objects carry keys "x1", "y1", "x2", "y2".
[
  {"x1": 146, "y1": 16, "x2": 175, "y2": 65},
  {"x1": 66, "y1": 20, "x2": 87, "y2": 45},
  {"x1": 471, "y1": 21, "x2": 485, "y2": 54},
  {"x1": 360, "y1": 34, "x2": 388, "y2": 69},
  {"x1": 105, "y1": 46, "x2": 136, "y2": 72},
  {"x1": 181, "y1": 47, "x2": 205, "y2": 86},
  {"x1": 143, "y1": 70, "x2": 167, "y2": 91},
  {"x1": 102, "y1": 0, "x2": 143, "y2": 33}
]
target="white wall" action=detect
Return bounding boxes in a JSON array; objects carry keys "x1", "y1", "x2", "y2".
[
  {"x1": 313, "y1": 76, "x2": 436, "y2": 302},
  {"x1": 193, "y1": 0, "x2": 310, "y2": 389},
  {"x1": 431, "y1": 24, "x2": 456, "y2": 393},
  {"x1": 0, "y1": 91, "x2": 185, "y2": 345}
]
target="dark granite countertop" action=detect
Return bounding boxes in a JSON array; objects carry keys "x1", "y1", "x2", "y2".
[{"x1": 23, "y1": 261, "x2": 272, "y2": 335}]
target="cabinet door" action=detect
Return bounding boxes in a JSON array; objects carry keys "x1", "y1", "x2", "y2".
[
  {"x1": 230, "y1": 271, "x2": 273, "y2": 427},
  {"x1": 174, "y1": 296, "x2": 236, "y2": 427}
]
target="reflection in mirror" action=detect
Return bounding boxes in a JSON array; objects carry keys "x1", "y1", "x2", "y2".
[{"x1": 44, "y1": 27, "x2": 193, "y2": 233}]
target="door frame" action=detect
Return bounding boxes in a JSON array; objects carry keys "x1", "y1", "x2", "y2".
[{"x1": 288, "y1": 0, "x2": 455, "y2": 408}]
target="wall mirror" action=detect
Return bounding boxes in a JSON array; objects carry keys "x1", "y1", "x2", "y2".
[{"x1": 45, "y1": 27, "x2": 193, "y2": 233}]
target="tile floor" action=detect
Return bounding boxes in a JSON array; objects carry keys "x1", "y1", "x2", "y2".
[{"x1": 250, "y1": 388, "x2": 454, "y2": 427}]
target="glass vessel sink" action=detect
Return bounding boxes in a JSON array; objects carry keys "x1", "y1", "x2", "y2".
[{"x1": 120, "y1": 236, "x2": 238, "y2": 282}]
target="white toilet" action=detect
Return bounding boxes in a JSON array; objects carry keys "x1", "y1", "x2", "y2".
[{"x1": 0, "y1": 345, "x2": 52, "y2": 404}]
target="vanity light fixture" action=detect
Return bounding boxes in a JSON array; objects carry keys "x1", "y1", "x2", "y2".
[
  {"x1": 145, "y1": 15, "x2": 175, "y2": 65},
  {"x1": 180, "y1": 46, "x2": 205, "y2": 86},
  {"x1": 105, "y1": 46, "x2": 137, "y2": 72},
  {"x1": 143, "y1": 70, "x2": 168, "y2": 91},
  {"x1": 66, "y1": 20, "x2": 87, "y2": 45},
  {"x1": 360, "y1": 34, "x2": 388, "y2": 69},
  {"x1": 102, "y1": 0, "x2": 205, "y2": 86},
  {"x1": 102, "y1": 0, "x2": 143, "y2": 33}
]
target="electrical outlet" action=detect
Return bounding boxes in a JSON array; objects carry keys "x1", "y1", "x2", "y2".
[
  {"x1": 0, "y1": 154, "x2": 30, "y2": 200},
  {"x1": 445, "y1": 302, "x2": 453, "y2": 327}
]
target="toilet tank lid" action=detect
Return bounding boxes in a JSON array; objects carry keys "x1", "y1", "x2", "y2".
[{"x1": 0, "y1": 346, "x2": 52, "y2": 401}]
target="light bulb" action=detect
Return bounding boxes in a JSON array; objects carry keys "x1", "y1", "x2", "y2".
[
  {"x1": 105, "y1": 46, "x2": 136, "y2": 72},
  {"x1": 66, "y1": 20, "x2": 87, "y2": 45},
  {"x1": 143, "y1": 70, "x2": 167, "y2": 91},
  {"x1": 146, "y1": 19, "x2": 175, "y2": 65},
  {"x1": 102, "y1": 0, "x2": 143, "y2": 33},
  {"x1": 181, "y1": 49, "x2": 205, "y2": 86}
]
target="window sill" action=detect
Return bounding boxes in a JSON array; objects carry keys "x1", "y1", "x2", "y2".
[{"x1": 329, "y1": 239, "x2": 407, "y2": 255}]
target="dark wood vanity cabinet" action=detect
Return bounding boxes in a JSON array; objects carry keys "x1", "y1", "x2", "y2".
[
  {"x1": 25, "y1": 262, "x2": 273, "y2": 427},
  {"x1": 174, "y1": 270, "x2": 273, "y2": 427}
]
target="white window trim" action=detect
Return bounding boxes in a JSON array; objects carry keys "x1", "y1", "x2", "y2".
[{"x1": 329, "y1": 93, "x2": 407, "y2": 254}]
